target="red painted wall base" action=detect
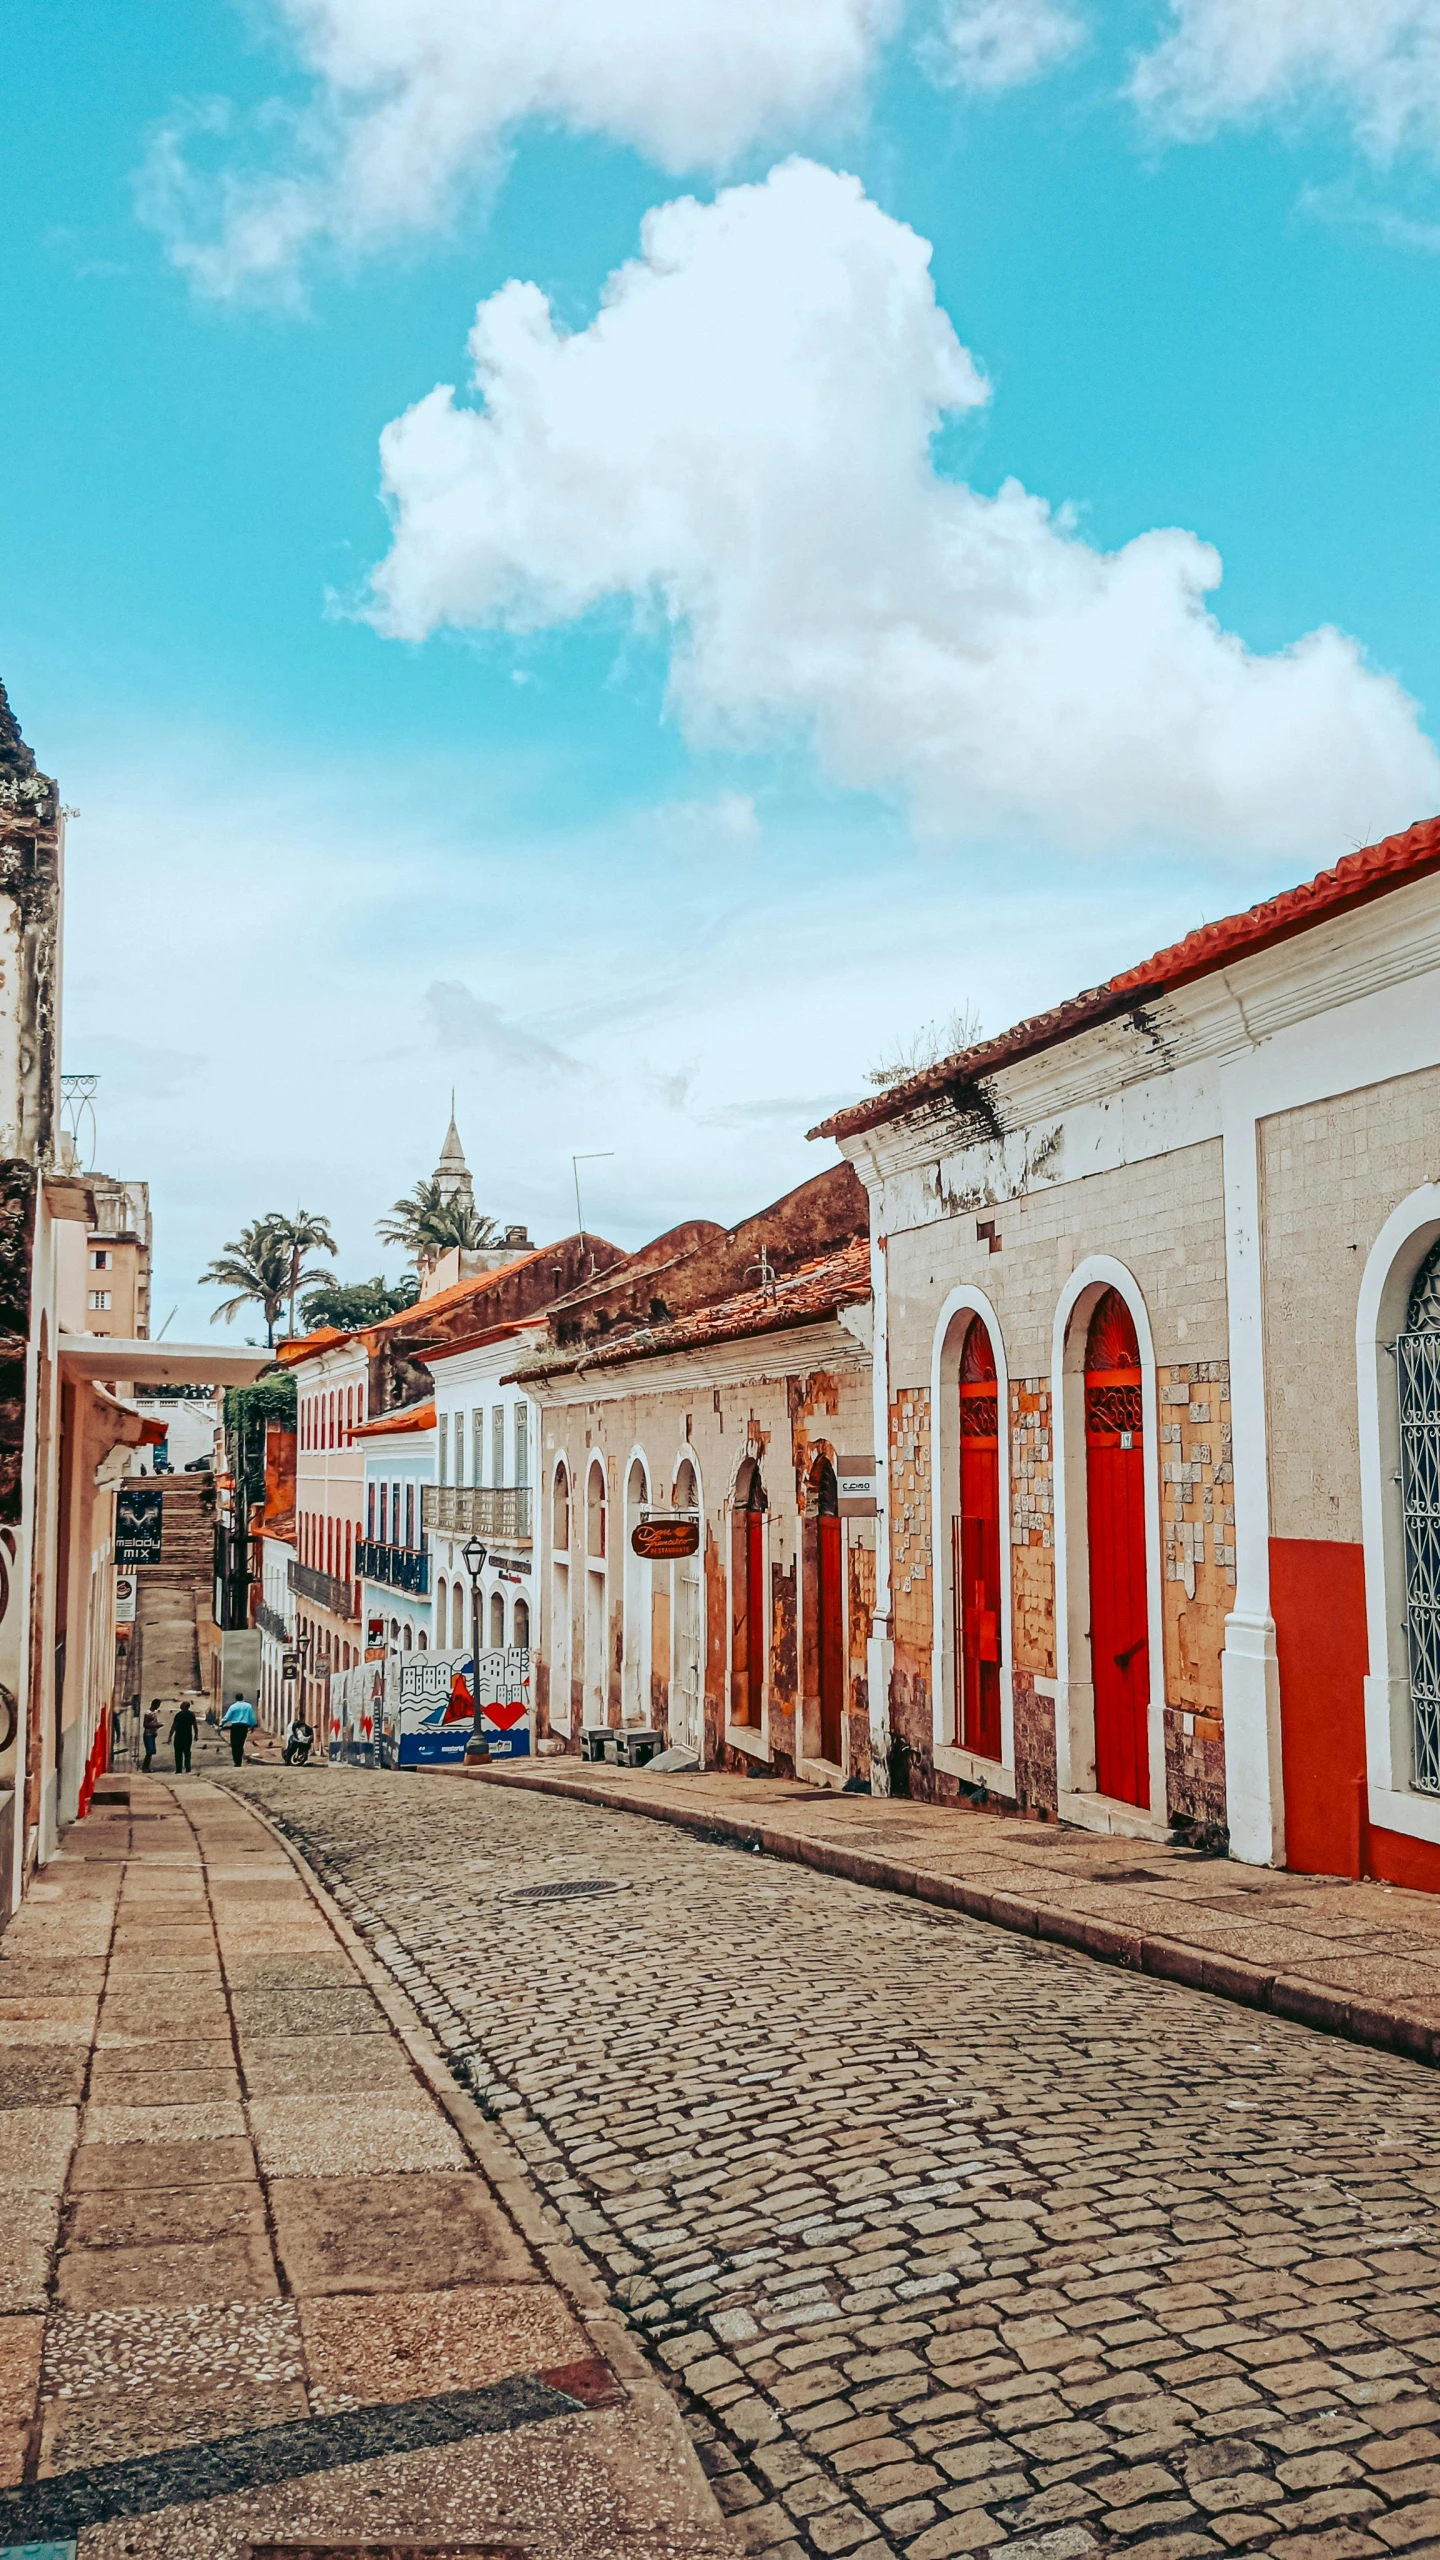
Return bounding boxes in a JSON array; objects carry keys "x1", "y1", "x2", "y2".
[
  {"x1": 1271, "y1": 1535, "x2": 1440, "y2": 1890},
  {"x1": 76, "y1": 1714, "x2": 109, "y2": 1822}
]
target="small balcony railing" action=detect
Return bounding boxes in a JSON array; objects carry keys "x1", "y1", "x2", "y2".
[
  {"x1": 288, "y1": 1558, "x2": 358, "y2": 1620},
  {"x1": 357, "y1": 1540, "x2": 431, "y2": 1595},
  {"x1": 255, "y1": 1598, "x2": 291, "y2": 1646},
  {"x1": 423, "y1": 1485, "x2": 531, "y2": 1543}
]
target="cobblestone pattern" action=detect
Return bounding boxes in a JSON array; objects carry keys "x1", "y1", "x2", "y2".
[{"x1": 235, "y1": 1766, "x2": 1440, "y2": 2560}]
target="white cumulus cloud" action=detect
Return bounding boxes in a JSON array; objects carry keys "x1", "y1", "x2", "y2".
[
  {"x1": 139, "y1": 0, "x2": 901, "y2": 299},
  {"x1": 1132, "y1": 1, "x2": 1440, "y2": 157},
  {"x1": 367, "y1": 159, "x2": 1439, "y2": 855}
]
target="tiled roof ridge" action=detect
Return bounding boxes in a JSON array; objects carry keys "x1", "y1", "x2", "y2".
[
  {"x1": 517, "y1": 1237, "x2": 871, "y2": 1381},
  {"x1": 811, "y1": 811, "x2": 1440, "y2": 1144}
]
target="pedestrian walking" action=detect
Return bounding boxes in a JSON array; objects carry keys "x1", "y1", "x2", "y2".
[
  {"x1": 142, "y1": 1702, "x2": 160, "y2": 1772},
  {"x1": 168, "y1": 1701, "x2": 198, "y2": 1775},
  {"x1": 220, "y1": 1698, "x2": 258, "y2": 1766}
]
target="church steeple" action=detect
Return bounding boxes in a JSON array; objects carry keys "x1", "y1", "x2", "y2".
[{"x1": 433, "y1": 1096, "x2": 475, "y2": 1213}]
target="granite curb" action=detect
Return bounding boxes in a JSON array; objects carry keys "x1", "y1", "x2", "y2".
[
  {"x1": 224, "y1": 1780, "x2": 741, "y2": 2554},
  {"x1": 467, "y1": 1764, "x2": 1440, "y2": 2071}
]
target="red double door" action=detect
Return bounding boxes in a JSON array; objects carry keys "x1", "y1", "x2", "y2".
[
  {"x1": 1084, "y1": 1290, "x2": 1150, "y2": 1807},
  {"x1": 955, "y1": 1322, "x2": 1002, "y2": 1761}
]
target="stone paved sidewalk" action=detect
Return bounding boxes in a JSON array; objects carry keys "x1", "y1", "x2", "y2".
[
  {"x1": 477, "y1": 1766, "x2": 1440, "y2": 2071},
  {"x1": 232, "y1": 1759, "x2": 1440, "y2": 2560},
  {"x1": 0, "y1": 1766, "x2": 734, "y2": 2557}
]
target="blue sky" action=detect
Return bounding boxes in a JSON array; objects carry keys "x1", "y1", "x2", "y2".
[{"x1": 5, "y1": 0, "x2": 1440, "y2": 1337}]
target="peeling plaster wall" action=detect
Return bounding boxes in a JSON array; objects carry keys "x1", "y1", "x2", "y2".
[{"x1": 529, "y1": 1326, "x2": 873, "y2": 1784}]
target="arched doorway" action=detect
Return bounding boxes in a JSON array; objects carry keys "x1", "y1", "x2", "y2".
[
  {"x1": 1399, "y1": 1235, "x2": 1440, "y2": 1792},
  {"x1": 1085, "y1": 1287, "x2": 1149, "y2": 1806},
  {"x1": 623, "y1": 1458, "x2": 650, "y2": 1725},
  {"x1": 812, "y1": 1458, "x2": 845, "y2": 1765},
  {"x1": 731, "y1": 1460, "x2": 766, "y2": 1729},
  {"x1": 672, "y1": 1460, "x2": 702, "y2": 1757},
  {"x1": 956, "y1": 1317, "x2": 1002, "y2": 1760}
]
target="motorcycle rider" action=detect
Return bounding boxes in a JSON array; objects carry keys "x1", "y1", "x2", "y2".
[{"x1": 282, "y1": 1712, "x2": 313, "y2": 1766}]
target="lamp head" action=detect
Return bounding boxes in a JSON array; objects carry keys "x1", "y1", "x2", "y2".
[{"x1": 461, "y1": 1536, "x2": 488, "y2": 1580}]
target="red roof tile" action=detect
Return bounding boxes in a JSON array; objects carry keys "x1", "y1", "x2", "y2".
[
  {"x1": 515, "y1": 1240, "x2": 871, "y2": 1381},
  {"x1": 352, "y1": 1402, "x2": 436, "y2": 1439},
  {"x1": 811, "y1": 811, "x2": 1440, "y2": 1144}
]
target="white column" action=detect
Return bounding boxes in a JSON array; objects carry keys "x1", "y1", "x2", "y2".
[
  {"x1": 866, "y1": 1221, "x2": 894, "y2": 1794},
  {"x1": 1220, "y1": 1099, "x2": 1284, "y2": 1866}
]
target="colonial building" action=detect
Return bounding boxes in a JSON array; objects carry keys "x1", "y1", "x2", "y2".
[
  {"x1": 518, "y1": 1168, "x2": 876, "y2": 1778},
  {"x1": 356, "y1": 1401, "x2": 436, "y2": 1657},
  {"x1": 279, "y1": 1221, "x2": 619, "y2": 1748},
  {"x1": 425, "y1": 1321, "x2": 542, "y2": 1660},
  {"x1": 812, "y1": 816, "x2": 1440, "y2": 1883}
]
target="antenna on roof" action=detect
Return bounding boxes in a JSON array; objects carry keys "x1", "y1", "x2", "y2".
[
  {"x1": 745, "y1": 1247, "x2": 778, "y2": 1305},
  {"x1": 571, "y1": 1152, "x2": 614, "y2": 1272}
]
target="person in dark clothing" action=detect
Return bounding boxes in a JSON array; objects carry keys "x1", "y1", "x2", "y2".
[
  {"x1": 142, "y1": 1702, "x2": 160, "y2": 1772},
  {"x1": 169, "y1": 1703, "x2": 198, "y2": 1774}
]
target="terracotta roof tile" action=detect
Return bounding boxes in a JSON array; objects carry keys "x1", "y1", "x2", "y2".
[
  {"x1": 352, "y1": 1401, "x2": 436, "y2": 1439},
  {"x1": 811, "y1": 811, "x2": 1440, "y2": 1144},
  {"x1": 517, "y1": 1240, "x2": 871, "y2": 1381}
]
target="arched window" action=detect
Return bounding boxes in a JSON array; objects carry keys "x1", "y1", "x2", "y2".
[
  {"x1": 730, "y1": 1460, "x2": 767, "y2": 1729},
  {"x1": 1085, "y1": 1288, "x2": 1149, "y2": 1807},
  {"x1": 402, "y1": 1622, "x2": 413, "y2": 1652},
  {"x1": 1399, "y1": 1238, "x2": 1440, "y2": 1792},
  {"x1": 437, "y1": 1575, "x2": 447, "y2": 1641},
  {"x1": 490, "y1": 1590, "x2": 506, "y2": 1649},
  {"x1": 807, "y1": 1456, "x2": 844, "y2": 1765},
  {"x1": 672, "y1": 1460, "x2": 702, "y2": 1757},
  {"x1": 585, "y1": 1461, "x2": 608, "y2": 1725},
  {"x1": 550, "y1": 1461, "x2": 571, "y2": 1730},
  {"x1": 452, "y1": 1582, "x2": 465, "y2": 1649},
  {"x1": 956, "y1": 1318, "x2": 1002, "y2": 1759},
  {"x1": 514, "y1": 1595, "x2": 530, "y2": 1651},
  {"x1": 624, "y1": 1458, "x2": 650, "y2": 1725}
]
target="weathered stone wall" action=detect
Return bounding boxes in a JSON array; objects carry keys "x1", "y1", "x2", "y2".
[
  {"x1": 1260, "y1": 1064, "x2": 1440, "y2": 1545},
  {"x1": 533, "y1": 1337, "x2": 874, "y2": 1781},
  {"x1": 881, "y1": 1136, "x2": 1229, "y2": 1816}
]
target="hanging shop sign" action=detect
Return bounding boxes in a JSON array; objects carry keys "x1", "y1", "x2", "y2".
[
  {"x1": 113, "y1": 1572, "x2": 136, "y2": 1625},
  {"x1": 631, "y1": 1511, "x2": 700, "y2": 1561},
  {"x1": 115, "y1": 1483, "x2": 163, "y2": 1566},
  {"x1": 837, "y1": 1457, "x2": 878, "y2": 1519}
]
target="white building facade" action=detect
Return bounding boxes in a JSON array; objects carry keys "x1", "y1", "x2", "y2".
[
  {"x1": 355, "y1": 1404, "x2": 436, "y2": 1660},
  {"x1": 425, "y1": 1322, "x2": 541, "y2": 1666}
]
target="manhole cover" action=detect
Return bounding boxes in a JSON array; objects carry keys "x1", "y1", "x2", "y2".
[{"x1": 504, "y1": 1877, "x2": 623, "y2": 1903}]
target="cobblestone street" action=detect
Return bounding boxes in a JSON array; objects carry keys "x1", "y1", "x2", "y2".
[{"x1": 231, "y1": 1762, "x2": 1440, "y2": 2560}]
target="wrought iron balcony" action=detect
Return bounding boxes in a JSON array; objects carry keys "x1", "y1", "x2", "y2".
[
  {"x1": 255, "y1": 1599, "x2": 291, "y2": 1645},
  {"x1": 357, "y1": 1539, "x2": 431, "y2": 1595},
  {"x1": 287, "y1": 1558, "x2": 358, "y2": 1620},
  {"x1": 423, "y1": 1485, "x2": 531, "y2": 1544}
]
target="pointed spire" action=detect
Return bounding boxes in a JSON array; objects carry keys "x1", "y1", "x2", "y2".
[{"x1": 434, "y1": 1109, "x2": 475, "y2": 1209}]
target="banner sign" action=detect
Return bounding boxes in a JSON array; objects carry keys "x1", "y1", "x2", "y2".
[
  {"x1": 631, "y1": 1512, "x2": 700, "y2": 1561},
  {"x1": 114, "y1": 1572, "x2": 136, "y2": 1626},
  {"x1": 115, "y1": 1483, "x2": 163, "y2": 1566},
  {"x1": 397, "y1": 1645, "x2": 531, "y2": 1767}
]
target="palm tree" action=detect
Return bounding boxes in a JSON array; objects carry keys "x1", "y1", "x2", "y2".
[
  {"x1": 199, "y1": 1220, "x2": 292, "y2": 1347},
  {"x1": 376, "y1": 1177, "x2": 497, "y2": 1271},
  {"x1": 269, "y1": 1209, "x2": 338, "y2": 1340}
]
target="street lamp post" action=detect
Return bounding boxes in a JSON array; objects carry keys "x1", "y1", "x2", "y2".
[{"x1": 461, "y1": 1534, "x2": 488, "y2": 1762}]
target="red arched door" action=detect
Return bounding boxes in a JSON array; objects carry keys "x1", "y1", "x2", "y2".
[
  {"x1": 956, "y1": 1318, "x2": 1002, "y2": 1761},
  {"x1": 814, "y1": 1460, "x2": 845, "y2": 1764},
  {"x1": 1084, "y1": 1288, "x2": 1149, "y2": 1807}
]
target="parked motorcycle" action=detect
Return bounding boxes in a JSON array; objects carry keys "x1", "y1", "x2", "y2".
[{"x1": 282, "y1": 1717, "x2": 313, "y2": 1766}]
